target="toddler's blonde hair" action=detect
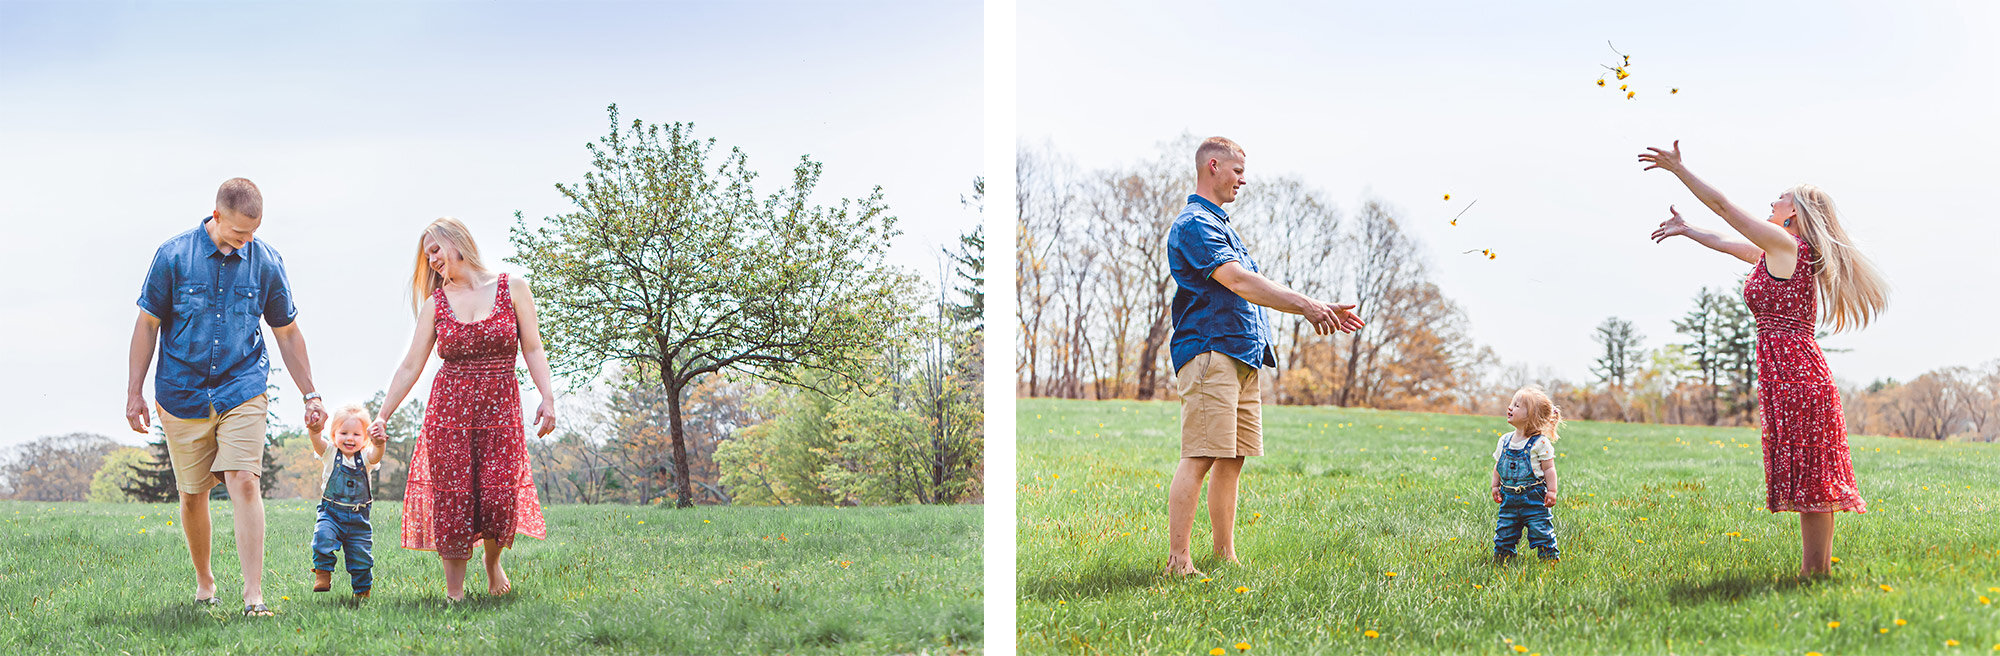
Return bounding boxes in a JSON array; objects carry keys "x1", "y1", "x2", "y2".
[{"x1": 1512, "y1": 386, "x2": 1563, "y2": 442}]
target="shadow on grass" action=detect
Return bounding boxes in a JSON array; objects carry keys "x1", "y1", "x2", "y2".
[
  {"x1": 91, "y1": 603, "x2": 225, "y2": 632},
  {"x1": 1018, "y1": 560, "x2": 1161, "y2": 600},
  {"x1": 1667, "y1": 572, "x2": 1822, "y2": 606}
]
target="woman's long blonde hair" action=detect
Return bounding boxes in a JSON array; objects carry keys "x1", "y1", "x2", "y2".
[
  {"x1": 409, "y1": 217, "x2": 491, "y2": 316},
  {"x1": 1513, "y1": 386, "x2": 1564, "y2": 442},
  {"x1": 1788, "y1": 184, "x2": 1889, "y2": 333}
]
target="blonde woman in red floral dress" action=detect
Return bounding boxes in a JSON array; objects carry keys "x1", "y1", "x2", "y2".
[
  {"x1": 374, "y1": 217, "x2": 555, "y2": 601},
  {"x1": 1639, "y1": 141, "x2": 1889, "y2": 577}
]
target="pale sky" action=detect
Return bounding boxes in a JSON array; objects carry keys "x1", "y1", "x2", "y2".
[
  {"x1": 1020, "y1": 0, "x2": 1999, "y2": 392},
  {"x1": 0, "y1": 1, "x2": 981, "y2": 448}
]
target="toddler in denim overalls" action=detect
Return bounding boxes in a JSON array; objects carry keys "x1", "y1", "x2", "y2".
[
  {"x1": 309, "y1": 404, "x2": 385, "y2": 597},
  {"x1": 1490, "y1": 387, "x2": 1562, "y2": 562}
]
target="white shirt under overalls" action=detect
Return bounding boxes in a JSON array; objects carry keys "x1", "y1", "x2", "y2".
[{"x1": 1491, "y1": 431, "x2": 1556, "y2": 481}]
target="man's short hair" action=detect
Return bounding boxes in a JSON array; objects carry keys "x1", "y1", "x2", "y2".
[
  {"x1": 216, "y1": 178, "x2": 262, "y2": 220},
  {"x1": 1194, "y1": 137, "x2": 1245, "y2": 176}
]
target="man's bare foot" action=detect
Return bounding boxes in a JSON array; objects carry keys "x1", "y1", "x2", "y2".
[
  {"x1": 194, "y1": 575, "x2": 217, "y2": 603},
  {"x1": 1163, "y1": 553, "x2": 1206, "y2": 577},
  {"x1": 486, "y1": 563, "x2": 512, "y2": 596}
]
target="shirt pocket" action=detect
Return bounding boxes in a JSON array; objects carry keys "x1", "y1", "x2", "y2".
[
  {"x1": 232, "y1": 285, "x2": 262, "y2": 319},
  {"x1": 172, "y1": 285, "x2": 207, "y2": 317}
]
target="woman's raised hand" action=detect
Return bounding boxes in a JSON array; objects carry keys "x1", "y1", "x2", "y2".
[
  {"x1": 1637, "y1": 140, "x2": 1684, "y2": 173},
  {"x1": 1651, "y1": 206, "x2": 1692, "y2": 243},
  {"x1": 369, "y1": 416, "x2": 389, "y2": 442}
]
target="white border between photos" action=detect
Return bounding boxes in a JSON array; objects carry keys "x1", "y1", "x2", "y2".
[{"x1": 982, "y1": 0, "x2": 1018, "y2": 652}]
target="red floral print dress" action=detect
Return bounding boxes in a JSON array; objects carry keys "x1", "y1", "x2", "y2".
[
  {"x1": 1743, "y1": 235, "x2": 1865, "y2": 514},
  {"x1": 402, "y1": 274, "x2": 548, "y2": 558}
]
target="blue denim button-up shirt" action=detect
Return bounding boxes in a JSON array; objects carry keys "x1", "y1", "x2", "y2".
[
  {"x1": 137, "y1": 217, "x2": 297, "y2": 419},
  {"x1": 1168, "y1": 194, "x2": 1274, "y2": 373}
]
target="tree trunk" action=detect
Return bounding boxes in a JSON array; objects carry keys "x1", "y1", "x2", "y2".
[{"x1": 665, "y1": 379, "x2": 695, "y2": 508}]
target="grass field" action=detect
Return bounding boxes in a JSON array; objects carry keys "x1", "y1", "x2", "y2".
[
  {"x1": 1018, "y1": 398, "x2": 2000, "y2": 655},
  {"x1": 0, "y1": 501, "x2": 980, "y2": 654}
]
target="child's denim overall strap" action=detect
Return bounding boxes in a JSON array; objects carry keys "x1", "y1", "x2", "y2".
[
  {"x1": 1497, "y1": 433, "x2": 1542, "y2": 489},
  {"x1": 323, "y1": 453, "x2": 372, "y2": 509}
]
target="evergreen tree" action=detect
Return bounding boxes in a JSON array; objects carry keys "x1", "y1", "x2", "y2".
[{"x1": 121, "y1": 430, "x2": 178, "y2": 503}]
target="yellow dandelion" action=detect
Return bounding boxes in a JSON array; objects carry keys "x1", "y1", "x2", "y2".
[
  {"x1": 1808, "y1": 653, "x2": 1824, "y2": 656},
  {"x1": 1980, "y1": 596, "x2": 1991, "y2": 605},
  {"x1": 1211, "y1": 649, "x2": 1225, "y2": 656},
  {"x1": 1384, "y1": 572, "x2": 1397, "y2": 578},
  {"x1": 1831, "y1": 557, "x2": 1841, "y2": 563},
  {"x1": 1829, "y1": 621, "x2": 1840, "y2": 629},
  {"x1": 703, "y1": 519, "x2": 711, "y2": 523},
  {"x1": 1881, "y1": 584, "x2": 1893, "y2": 592},
  {"x1": 1991, "y1": 587, "x2": 2000, "y2": 593},
  {"x1": 1234, "y1": 586, "x2": 1249, "y2": 594},
  {"x1": 1202, "y1": 578, "x2": 1213, "y2": 583},
  {"x1": 1364, "y1": 630, "x2": 1379, "y2": 639},
  {"x1": 1948, "y1": 640, "x2": 1959, "y2": 647},
  {"x1": 280, "y1": 596, "x2": 290, "y2": 601},
  {"x1": 1514, "y1": 646, "x2": 1529, "y2": 653},
  {"x1": 1881, "y1": 628, "x2": 1890, "y2": 634},
  {"x1": 1236, "y1": 642, "x2": 1251, "y2": 651},
  {"x1": 1058, "y1": 600, "x2": 1066, "y2": 605},
  {"x1": 1896, "y1": 619, "x2": 1908, "y2": 626},
  {"x1": 638, "y1": 520, "x2": 645, "y2": 525},
  {"x1": 1473, "y1": 584, "x2": 1483, "y2": 589}
]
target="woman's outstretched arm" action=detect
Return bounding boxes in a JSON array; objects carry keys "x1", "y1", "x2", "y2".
[
  {"x1": 372, "y1": 304, "x2": 437, "y2": 441},
  {"x1": 1650, "y1": 205, "x2": 1763, "y2": 264},
  {"x1": 1639, "y1": 140, "x2": 1798, "y2": 265}
]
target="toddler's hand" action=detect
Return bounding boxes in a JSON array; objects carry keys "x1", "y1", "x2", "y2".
[
  {"x1": 1544, "y1": 490, "x2": 1558, "y2": 506},
  {"x1": 1491, "y1": 488, "x2": 1503, "y2": 504}
]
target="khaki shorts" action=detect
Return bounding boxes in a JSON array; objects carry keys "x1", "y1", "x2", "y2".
[
  {"x1": 157, "y1": 395, "x2": 268, "y2": 495},
  {"x1": 1174, "y1": 351, "x2": 1261, "y2": 458}
]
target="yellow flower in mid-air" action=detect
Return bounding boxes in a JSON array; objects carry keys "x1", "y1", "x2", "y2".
[
  {"x1": 1620, "y1": 84, "x2": 1628, "y2": 91},
  {"x1": 1671, "y1": 88, "x2": 1680, "y2": 94},
  {"x1": 1443, "y1": 193, "x2": 1451, "y2": 201},
  {"x1": 1627, "y1": 91, "x2": 1636, "y2": 100},
  {"x1": 1615, "y1": 68, "x2": 1629, "y2": 80},
  {"x1": 1596, "y1": 79, "x2": 1606, "y2": 87}
]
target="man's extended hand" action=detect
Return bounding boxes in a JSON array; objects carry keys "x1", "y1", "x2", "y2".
[
  {"x1": 303, "y1": 398, "x2": 327, "y2": 432},
  {"x1": 125, "y1": 394, "x2": 152, "y2": 433}
]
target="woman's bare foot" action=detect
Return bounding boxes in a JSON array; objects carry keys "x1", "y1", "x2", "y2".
[
  {"x1": 1163, "y1": 552, "x2": 1206, "y2": 577},
  {"x1": 486, "y1": 562, "x2": 512, "y2": 596}
]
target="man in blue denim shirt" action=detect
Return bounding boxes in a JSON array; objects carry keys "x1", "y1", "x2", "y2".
[
  {"x1": 125, "y1": 178, "x2": 327, "y2": 616},
  {"x1": 1163, "y1": 138, "x2": 1365, "y2": 576}
]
